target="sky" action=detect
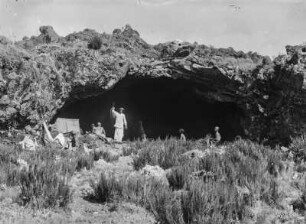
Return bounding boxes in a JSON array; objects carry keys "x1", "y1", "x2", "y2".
[{"x1": 0, "y1": 0, "x2": 306, "y2": 57}]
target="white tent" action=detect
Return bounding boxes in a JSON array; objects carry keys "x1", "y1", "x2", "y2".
[{"x1": 55, "y1": 118, "x2": 80, "y2": 134}]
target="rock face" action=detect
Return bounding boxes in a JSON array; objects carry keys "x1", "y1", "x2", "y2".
[{"x1": 0, "y1": 25, "x2": 305, "y2": 145}]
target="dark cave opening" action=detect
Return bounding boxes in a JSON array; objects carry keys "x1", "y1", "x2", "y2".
[{"x1": 54, "y1": 77, "x2": 245, "y2": 141}]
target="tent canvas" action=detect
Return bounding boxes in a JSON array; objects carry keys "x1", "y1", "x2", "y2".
[{"x1": 55, "y1": 118, "x2": 80, "y2": 134}]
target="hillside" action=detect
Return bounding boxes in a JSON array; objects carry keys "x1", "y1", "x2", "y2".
[{"x1": 0, "y1": 25, "x2": 305, "y2": 145}]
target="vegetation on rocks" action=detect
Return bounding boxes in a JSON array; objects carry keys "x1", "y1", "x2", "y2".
[
  {"x1": 0, "y1": 25, "x2": 305, "y2": 145},
  {"x1": 88, "y1": 35, "x2": 102, "y2": 50}
]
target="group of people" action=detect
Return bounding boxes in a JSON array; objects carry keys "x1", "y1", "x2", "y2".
[
  {"x1": 179, "y1": 126, "x2": 222, "y2": 146},
  {"x1": 17, "y1": 103, "x2": 224, "y2": 151},
  {"x1": 89, "y1": 105, "x2": 128, "y2": 143},
  {"x1": 92, "y1": 104, "x2": 222, "y2": 145}
]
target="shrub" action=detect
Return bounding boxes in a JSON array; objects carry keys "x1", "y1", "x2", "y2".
[
  {"x1": 88, "y1": 36, "x2": 102, "y2": 50},
  {"x1": 18, "y1": 162, "x2": 72, "y2": 209},
  {"x1": 122, "y1": 145, "x2": 138, "y2": 156},
  {"x1": 144, "y1": 181, "x2": 172, "y2": 224},
  {"x1": 166, "y1": 166, "x2": 189, "y2": 190},
  {"x1": 90, "y1": 172, "x2": 123, "y2": 203},
  {"x1": 0, "y1": 144, "x2": 20, "y2": 186},
  {"x1": 93, "y1": 149, "x2": 119, "y2": 162},
  {"x1": 90, "y1": 139, "x2": 285, "y2": 223},
  {"x1": 75, "y1": 153, "x2": 94, "y2": 171},
  {"x1": 289, "y1": 134, "x2": 306, "y2": 161},
  {"x1": 0, "y1": 142, "x2": 96, "y2": 209},
  {"x1": 132, "y1": 138, "x2": 190, "y2": 170}
]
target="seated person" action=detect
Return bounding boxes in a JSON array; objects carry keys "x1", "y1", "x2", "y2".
[
  {"x1": 91, "y1": 123, "x2": 96, "y2": 134},
  {"x1": 93, "y1": 122, "x2": 111, "y2": 144},
  {"x1": 210, "y1": 126, "x2": 221, "y2": 146},
  {"x1": 94, "y1": 122, "x2": 106, "y2": 138},
  {"x1": 66, "y1": 131, "x2": 77, "y2": 151}
]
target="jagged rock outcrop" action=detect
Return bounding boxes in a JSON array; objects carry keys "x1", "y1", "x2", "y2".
[{"x1": 0, "y1": 25, "x2": 305, "y2": 145}]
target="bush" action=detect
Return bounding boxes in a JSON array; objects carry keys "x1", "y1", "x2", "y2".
[
  {"x1": 93, "y1": 149, "x2": 119, "y2": 162},
  {"x1": 289, "y1": 134, "x2": 306, "y2": 161},
  {"x1": 90, "y1": 172, "x2": 123, "y2": 203},
  {"x1": 88, "y1": 36, "x2": 102, "y2": 50},
  {"x1": 132, "y1": 138, "x2": 190, "y2": 170},
  {"x1": 0, "y1": 142, "x2": 96, "y2": 209},
  {"x1": 18, "y1": 163, "x2": 72, "y2": 209},
  {"x1": 122, "y1": 145, "x2": 138, "y2": 156},
  {"x1": 166, "y1": 166, "x2": 189, "y2": 190},
  {"x1": 91, "y1": 139, "x2": 284, "y2": 223},
  {"x1": 0, "y1": 144, "x2": 20, "y2": 186},
  {"x1": 75, "y1": 153, "x2": 94, "y2": 171}
]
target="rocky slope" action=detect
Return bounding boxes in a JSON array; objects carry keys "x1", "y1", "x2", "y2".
[{"x1": 0, "y1": 25, "x2": 305, "y2": 145}]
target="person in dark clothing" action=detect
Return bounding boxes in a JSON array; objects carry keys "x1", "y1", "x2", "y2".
[{"x1": 138, "y1": 120, "x2": 147, "y2": 141}]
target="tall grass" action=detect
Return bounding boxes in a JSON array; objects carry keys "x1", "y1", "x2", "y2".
[
  {"x1": 90, "y1": 172, "x2": 123, "y2": 203},
  {"x1": 92, "y1": 138, "x2": 284, "y2": 224},
  {"x1": 132, "y1": 138, "x2": 199, "y2": 170},
  {"x1": 18, "y1": 163, "x2": 72, "y2": 209},
  {"x1": 0, "y1": 142, "x2": 94, "y2": 209},
  {"x1": 289, "y1": 134, "x2": 306, "y2": 161}
]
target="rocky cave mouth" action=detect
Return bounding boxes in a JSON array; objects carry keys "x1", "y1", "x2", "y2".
[{"x1": 54, "y1": 77, "x2": 246, "y2": 141}]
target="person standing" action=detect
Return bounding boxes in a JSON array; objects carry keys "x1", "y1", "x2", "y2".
[
  {"x1": 138, "y1": 120, "x2": 147, "y2": 141},
  {"x1": 110, "y1": 105, "x2": 127, "y2": 142},
  {"x1": 179, "y1": 128, "x2": 186, "y2": 143},
  {"x1": 91, "y1": 123, "x2": 96, "y2": 134}
]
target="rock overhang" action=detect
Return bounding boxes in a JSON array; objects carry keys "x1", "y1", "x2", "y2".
[{"x1": 0, "y1": 25, "x2": 305, "y2": 145}]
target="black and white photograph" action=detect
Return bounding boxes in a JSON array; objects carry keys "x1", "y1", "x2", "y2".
[{"x1": 0, "y1": 0, "x2": 306, "y2": 223}]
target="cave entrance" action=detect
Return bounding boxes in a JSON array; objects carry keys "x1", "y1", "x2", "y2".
[{"x1": 54, "y1": 77, "x2": 245, "y2": 141}]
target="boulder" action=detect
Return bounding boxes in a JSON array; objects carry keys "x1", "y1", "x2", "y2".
[
  {"x1": 39, "y1": 26, "x2": 60, "y2": 43},
  {"x1": 0, "y1": 95, "x2": 10, "y2": 105}
]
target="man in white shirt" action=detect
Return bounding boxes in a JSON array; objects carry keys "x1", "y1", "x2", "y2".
[{"x1": 110, "y1": 106, "x2": 127, "y2": 142}]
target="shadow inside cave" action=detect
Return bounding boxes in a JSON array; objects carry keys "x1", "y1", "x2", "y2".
[{"x1": 53, "y1": 77, "x2": 245, "y2": 141}]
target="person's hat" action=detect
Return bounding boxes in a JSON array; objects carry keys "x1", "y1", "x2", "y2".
[
  {"x1": 97, "y1": 122, "x2": 101, "y2": 125},
  {"x1": 119, "y1": 107, "x2": 124, "y2": 111},
  {"x1": 214, "y1": 126, "x2": 219, "y2": 131},
  {"x1": 179, "y1": 128, "x2": 185, "y2": 133}
]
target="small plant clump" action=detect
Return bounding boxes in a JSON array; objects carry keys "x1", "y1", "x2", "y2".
[
  {"x1": 91, "y1": 172, "x2": 123, "y2": 203},
  {"x1": 87, "y1": 35, "x2": 102, "y2": 50}
]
